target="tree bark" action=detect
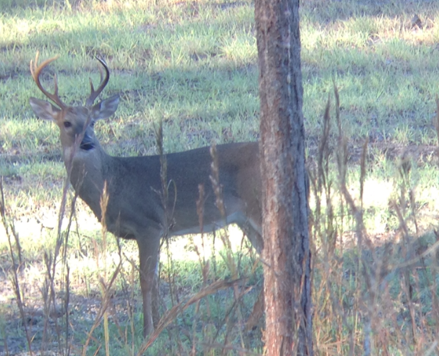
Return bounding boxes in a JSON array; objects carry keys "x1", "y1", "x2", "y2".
[{"x1": 255, "y1": 0, "x2": 313, "y2": 355}]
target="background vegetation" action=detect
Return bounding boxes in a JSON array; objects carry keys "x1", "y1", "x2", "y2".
[{"x1": 1, "y1": 0, "x2": 439, "y2": 354}]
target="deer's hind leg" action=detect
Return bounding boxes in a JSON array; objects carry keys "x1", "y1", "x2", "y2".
[{"x1": 236, "y1": 219, "x2": 265, "y2": 332}]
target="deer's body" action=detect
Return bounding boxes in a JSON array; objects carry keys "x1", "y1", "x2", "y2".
[
  {"x1": 69, "y1": 141, "x2": 262, "y2": 248},
  {"x1": 29, "y1": 55, "x2": 262, "y2": 336}
]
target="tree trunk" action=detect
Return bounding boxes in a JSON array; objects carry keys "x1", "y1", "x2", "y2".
[{"x1": 255, "y1": 0, "x2": 313, "y2": 355}]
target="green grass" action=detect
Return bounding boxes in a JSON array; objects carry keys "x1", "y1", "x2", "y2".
[{"x1": 2, "y1": 0, "x2": 439, "y2": 354}]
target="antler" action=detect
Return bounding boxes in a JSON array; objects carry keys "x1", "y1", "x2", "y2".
[
  {"x1": 85, "y1": 57, "x2": 110, "y2": 107},
  {"x1": 30, "y1": 52, "x2": 67, "y2": 109}
]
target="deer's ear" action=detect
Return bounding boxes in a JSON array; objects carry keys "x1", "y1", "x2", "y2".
[
  {"x1": 29, "y1": 97, "x2": 61, "y2": 121},
  {"x1": 91, "y1": 94, "x2": 119, "y2": 120}
]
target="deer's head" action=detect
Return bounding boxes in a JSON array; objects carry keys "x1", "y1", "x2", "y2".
[{"x1": 29, "y1": 54, "x2": 120, "y2": 154}]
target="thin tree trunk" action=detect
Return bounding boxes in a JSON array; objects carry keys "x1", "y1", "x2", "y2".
[{"x1": 255, "y1": 0, "x2": 313, "y2": 355}]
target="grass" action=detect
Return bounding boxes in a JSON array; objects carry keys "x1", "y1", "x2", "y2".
[{"x1": 2, "y1": 0, "x2": 439, "y2": 354}]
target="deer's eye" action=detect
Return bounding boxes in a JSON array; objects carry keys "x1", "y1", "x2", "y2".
[{"x1": 63, "y1": 121, "x2": 72, "y2": 128}]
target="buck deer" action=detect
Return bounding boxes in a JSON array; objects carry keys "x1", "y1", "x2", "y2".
[{"x1": 29, "y1": 55, "x2": 263, "y2": 337}]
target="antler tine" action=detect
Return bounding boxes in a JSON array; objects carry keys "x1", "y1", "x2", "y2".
[
  {"x1": 88, "y1": 64, "x2": 104, "y2": 92},
  {"x1": 30, "y1": 53, "x2": 67, "y2": 109},
  {"x1": 86, "y1": 57, "x2": 110, "y2": 107}
]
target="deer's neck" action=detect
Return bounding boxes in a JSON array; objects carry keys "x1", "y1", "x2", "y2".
[{"x1": 64, "y1": 145, "x2": 112, "y2": 221}]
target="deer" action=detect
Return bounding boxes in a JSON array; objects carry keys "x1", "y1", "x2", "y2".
[{"x1": 29, "y1": 54, "x2": 263, "y2": 337}]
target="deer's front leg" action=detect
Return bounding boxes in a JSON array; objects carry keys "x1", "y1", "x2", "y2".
[{"x1": 137, "y1": 235, "x2": 161, "y2": 337}]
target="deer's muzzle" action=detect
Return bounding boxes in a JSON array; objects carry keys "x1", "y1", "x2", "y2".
[{"x1": 80, "y1": 133, "x2": 95, "y2": 151}]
